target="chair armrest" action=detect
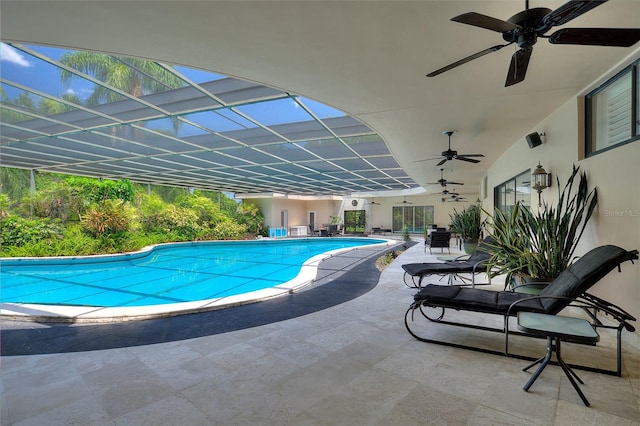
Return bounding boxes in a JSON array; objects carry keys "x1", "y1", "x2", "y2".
[
  {"x1": 447, "y1": 254, "x2": 470, "y2": 262},
  {"x1": 506, "y1": 295, "x2": 636, "y2": 332},
  {"x1": 510, "y1": 281, "x2": 549, "y2": 294}
]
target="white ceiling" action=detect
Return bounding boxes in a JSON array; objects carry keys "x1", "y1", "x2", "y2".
[{"x1": 2, "y1": 0, "x2": 639, "y2": 195}]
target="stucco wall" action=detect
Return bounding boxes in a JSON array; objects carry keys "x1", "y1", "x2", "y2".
[{"x1": 485, "y1": 79, "x2": 640, "y2": 341}]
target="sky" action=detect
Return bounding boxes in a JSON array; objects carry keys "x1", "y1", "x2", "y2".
[{"x1": 0, "y1": 42, "x2": 346, "y2": 135}]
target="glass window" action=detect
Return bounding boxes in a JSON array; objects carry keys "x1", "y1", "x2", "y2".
[
  {"x1": 392, "y1": 205, "x2": 434, "y2": 233},
  {"x1": 586, "y1": 60, "x2": 639, "y2": 156},
  {"x1": 494, "y1": 170, "x2": 530, "y2": 213}
]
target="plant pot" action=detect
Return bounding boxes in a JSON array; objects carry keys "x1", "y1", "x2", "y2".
[
  {"x1": 462, "y1": 238, "x2": 478, "y2": 255},
  {"x1": 511, "y1": 274, "x2": 554, "y2": 294}
]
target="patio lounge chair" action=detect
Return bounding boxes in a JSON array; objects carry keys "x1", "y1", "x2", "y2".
[
  {"x1": 424, "y1": 230, "x2": 451, "y2": 254},
  {"x1": 403, "y1": 237, "x2": 494, "y2": 288},
  {"x1": 405, "y1": 245, "x2": 638, "y2": 376}
]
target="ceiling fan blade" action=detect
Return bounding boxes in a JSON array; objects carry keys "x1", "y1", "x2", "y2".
[
  {"x1": 549, "y1": 28, "x2": 640, "y2": 47},
  {"x1": 456, "y1": 154, "x2": 484, "y2": 158},
  {"x1": 436, "y1": 158, "x2": 448, "y2": 166},
  {"x1": 505, "y1": 48, "x2": 533, "y2": 87},
  {"x1": 455, "y1": 156, "x2": 481, "y2": 164},
  {"x1": 413, "y1": 156, "x2": 443, "y2": 163},
  {"x1": 446, "y1": 181, "x2": 464, "y2": 186},
  {"x1": 543, "y1": 0, "x2": 608, "y2": 28},
  {"x1": 452, "y1": 12, "x2": 519, "y2": 33},
  {"x1": 427, "y1": 44, "x2": 510, "y2": 77}
]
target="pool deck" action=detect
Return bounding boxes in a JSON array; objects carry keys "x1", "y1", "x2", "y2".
[{"x1": 1, "y1": 239, "x2": 639, "y2": 425}]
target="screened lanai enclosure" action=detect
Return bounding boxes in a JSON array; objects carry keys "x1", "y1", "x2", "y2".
[{"x1": 0, "y1": 43, "x2": 419, "y2": 196}]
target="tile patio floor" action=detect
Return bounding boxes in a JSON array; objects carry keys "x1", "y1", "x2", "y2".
[{"x1": 1, "y1": 239, "x2": 639, "y2": 425}]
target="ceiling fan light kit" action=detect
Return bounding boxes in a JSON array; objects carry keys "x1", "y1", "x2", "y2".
[{"x1": 427, "y1": 0, "x2": 640, "y2": 86}]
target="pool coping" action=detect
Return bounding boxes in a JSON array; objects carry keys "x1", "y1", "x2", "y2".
[{"x1": 1, "y1": 237, "x2": 396, "y2": 323}]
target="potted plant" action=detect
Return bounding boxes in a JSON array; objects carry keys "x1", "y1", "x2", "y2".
[
  {"x1": 486, "y1": 164, "x2": 597, "y2": 290},
  {"x1": 402, "y1": 226, "x2": 411, "y2": 249},
  {"x1": 449, "y1": 204, "x2": 484, "y2": 254}
]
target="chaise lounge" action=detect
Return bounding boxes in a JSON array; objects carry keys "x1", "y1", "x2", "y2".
[
  {"x1": 403, "y1": 237, "x2": 494, "y2": 288},
  {"x1": 405, "y1": 245, "x2": 638, "y2": 376}
]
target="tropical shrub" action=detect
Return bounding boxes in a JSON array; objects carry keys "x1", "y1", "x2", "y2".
[
  {"x1": 137, "y1": 192, "x2": 166, "y2": 229},
  {"x1": 210, "y1": 221, "x2": 247, "y2": 240},
  {"x1": 154, "y1": 205, "x2": 200, "y2": 240},
  {"x1": 66, "y1": 176, "x2": 135, "y2": 202},
  {"x1": 235, "y1": 202, "x2": 265, "y2": 235},
  {"x1": 0, "y1": 216, "x2": 64, "y2": 247},
  {"x1": 180, "y1": 195, "x2": 227, "y2": 227},
  {"x1": 0, "y1": 193, "x2": 10, "y2": 219},
  {"x1": 82, "y1": 199, "x2": 131, "y2": 237},
  {"x1": 0, "y1": 168, "x2": 265, "y2": 257},
  {"x1": 22, "y1": 183, "x2": 86, "y2": 222}
]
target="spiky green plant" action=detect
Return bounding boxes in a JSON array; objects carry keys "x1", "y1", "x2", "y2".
[
  {"x1": 486, "y1": 164, "x2": 597, "y2": 280},
  {"x1": 449, "y1": 204, "x2": 483, "y2": 240}
]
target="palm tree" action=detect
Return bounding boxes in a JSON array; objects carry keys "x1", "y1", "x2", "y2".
[
  {"x1": 59, "y1": 52, "x2": 184, "y2": 105},
  {"x1": 59, "y1": 51, "x2": 185, "y2": 133}
]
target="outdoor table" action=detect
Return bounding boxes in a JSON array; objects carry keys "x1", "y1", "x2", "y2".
[{"x1": 517, "y1": 312, "x2": 599, "y2": 406}]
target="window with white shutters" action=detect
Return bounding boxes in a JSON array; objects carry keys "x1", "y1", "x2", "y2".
[{"x1": 586, "y1": 60, "x2": 639, "y2": 156}]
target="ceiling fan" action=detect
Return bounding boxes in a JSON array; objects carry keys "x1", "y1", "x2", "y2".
[
  {"x1": 396, "y1": 197, "x2": 413, "y2": 205},
  {"x1": 426, "y1": 168, "x2": 464, "y2": 187},
  {"x1": 427, "y1": 0, "x2": 640, "y2": 86},
  {"x1": 442, "y1": 195, "x2": 467, "y2": 203},
  {"x1": 441, "y1": 185, "x2": 460, "y2": 197},
  {"x1": 416, "y1": 131, "x2": 484, "y2": 166}
]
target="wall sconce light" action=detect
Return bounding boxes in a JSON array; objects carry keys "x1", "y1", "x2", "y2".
[{"x1": 531, "y1": 162, "x2": 552, "y2": 206}]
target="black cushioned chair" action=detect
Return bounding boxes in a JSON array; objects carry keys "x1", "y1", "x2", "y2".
[
  {"x1": 424, "y1": 231, "x2": 451, "y2": 254},
  {"x1": 405, "y1": 237, "x2": 493, "y2": 288},
  {"x1": 405, "y1": 245, "x2": 638, "y2": 376},
  {"x1": 308, "y1": 224, "x2": 320, "y2": 237}
]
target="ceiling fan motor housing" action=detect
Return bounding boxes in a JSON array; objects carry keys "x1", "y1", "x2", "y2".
[{"x1": 504, "y1": 7, "x2": 552, "y2": 47}]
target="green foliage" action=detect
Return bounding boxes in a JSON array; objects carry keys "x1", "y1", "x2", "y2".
[
  {"x1": 235, "y1": 202, "x2": 265, "y2": 235},
  {"x1": 148, "y1": 185, "x2": 188, "y2": 203},
  {"x1": 0, "y1": 171, "x2": 263, "y2": 257},
  {"x1": 22, "y1": 182, "x2": 85, "y2": 222},
  {"x1": 137, "y1": 193, "x2": 166, "y2": 221},
  {"x1": 449, "y1": 204, "x2": 484, "y2": 240},
  {"x1": 0, "y1": 193, "x2": 10, "y2": 219},
  {"x1": 484, "y1": 203, "x2": 532, "y2": 281},
  {"x1": 0, "y1": 167, "x2": 31, "y2": 200},
  {"x1": 59, "y1": 51, "x2": 184, "y2": 104},
  {"x1": 210, "y1": 221, "x2": 247, "y2": 240},
  {"x1": 486, "y1": 165, "x2": 597, "y2": 280},
  {"x1": 0, "y1": 216, "x2": 64, "y2": 247},
  {"x1": 153, "y1": 205, "x2": 201, "y2": 240},
  {"x1": 1, "y1": 224, "x2": 99, "y2": 257},
  {"x1": 66, "y1": 177, "x2": 135, "y2": 202},
  {"x1": 402, "y1": 226, "x2": 411, "y2": 248},
  {"x1": 82, "y1": 199, "x2": 131, "y2": 237},
  {"x1": 179, "y1": 195, "x2": 226, "y2": 227}
]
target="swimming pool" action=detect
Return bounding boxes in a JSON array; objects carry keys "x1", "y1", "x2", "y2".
[{"x1": 0, "y1": 237, "x2": 392, "y2": 322}]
